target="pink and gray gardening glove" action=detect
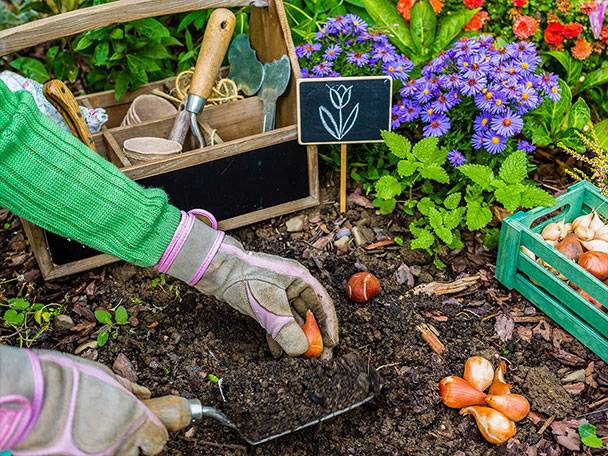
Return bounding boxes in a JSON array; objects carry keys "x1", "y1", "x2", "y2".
[
  {"x1": 156, "y1": 209, "x2": 339, "y2": 356},
  {"x1": 0, "y1": 345, "x2": 168, "y2": 456}
]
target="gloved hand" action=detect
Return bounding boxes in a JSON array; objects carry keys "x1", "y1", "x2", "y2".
[
  {"x1": 157, "y1": 210, "x2": 339, "y2": 356},
  {"x1": 0, "y1": 345, "x2": 168, "y2": 456}
]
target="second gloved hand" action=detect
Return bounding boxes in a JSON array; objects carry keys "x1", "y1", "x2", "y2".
[{"x1": 157, "y1": 210, "x2": 339, "y2": 356}]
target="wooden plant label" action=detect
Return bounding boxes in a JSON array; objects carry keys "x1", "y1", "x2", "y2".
[{"x1": 296, "y1": 76, "x2": 392, "y2": 145}]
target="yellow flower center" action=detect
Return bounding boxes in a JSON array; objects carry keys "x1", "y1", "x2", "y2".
[
  {"x1": 503, "y1": 119, "x2": 512, "y2": 127},
  {"x1": 427, "y1": 108, "x2": 434, "y2": 115},
  {"x1": 481, "y1": 118, "x2": 489, "y2": 126},
  {"x1": 492, "y1": 137, "x2": 500, "y2": 145},
  {"x1": 463, "y1": 61, "x2": 469, "y2": 67},
  {"x1": 526, "y1": 81, "x2": 533, "y2": 88},
  {"x1": 495, "y1": 99, "x2": 502, "y2": 106},
  {"x1": 423, "y1": 89, "x2": 429, "y2": 95},
  {"x1": 522, "y1": 92, "x2": 529, "y2": 100},
  {"x1": 551, "y1": 86, "x2": 557, "y2": 93},
  {"x1": 521, "y1": 63, "x2": 529, "y2": 69},
  {"x1": 485, "y1": 92, "x2": 494, "y2": 100}
]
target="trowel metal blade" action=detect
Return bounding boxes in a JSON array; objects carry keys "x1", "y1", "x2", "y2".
[{"x1": 228, "y1": 34, "x2": 265, "y2": 96}]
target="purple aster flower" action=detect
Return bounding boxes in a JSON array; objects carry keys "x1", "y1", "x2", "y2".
[
  {"x1": 372, "y1": 44, "x2": 397, "y2": 63},
  {"x1": 488, "y1": 90, "x2": 508, "y2": 114},
  {"x1": 347, "y1": 14, "x2": 368, "y2": 33},
  {"x1": 382, "y1": 59, "x2": 410, "y2": 81},
  {"x1": 368, "y1": 30, "x2": 389, "y2": 45},
  {"x1": 537, "y1": 72, "x2": 558, "y2": 93},
  {"x1": 314, "y1": 26, "x2": 329, "y2": 40},
  {"x1": 423, "y1": 115, "x2": 451, "y2": 137},
  {"x1": 515, "y1": 54, "x2": 540, "y2": 74},
  {"x1": 518, "y1": 87, "x2": 540, "y2": 109},
  {"x1": 471, "y1": 131, "x2": 485, "y2": 150},
  {"x1": 446, "y1": 90, "x2": 462, "y2": 108},
  {"x1": 439, "y1": 73, "x2": 463, "y2": 89},
  {"x1": 312, "y1": 60, "x2": 333, "y2": 77},
  {"x1": 483, "y1": 133, "x2": 507, "y2": 154},
  {"x1": 474, "y1": 112, "x2": 493, "y2": 132},
  {"x1": 431, "y1": 94, "x2": 451, "y2": 114},
  {"x1": 391, "y1": 109, "x2": 402, "y2": 130},
  {"x1": 517, "y1": 140, "x2": 536, "y2": 153},
  {"x1": 400, "y1": 79, "x2": 418, "y2": 97},
  {"x1": 462, "y1": 55, "x2": 490, "y2": 78},
  {"x1": 546, "y1": 83, "x2": 561, "y2": 102},
  {"x1": 447, "y1": 149, "x2": 467, "y2": 167},
  {"x1": 346, "y1": 51, "x2": 370, "y2": 67},
  {"x1": 475, "y1": 89, "x2": 498, "y2": 111},
  {"x1": 421, "y1": 105, "x2": 437, "y2": 123},
  {"x1": 491, "y1": 110, "x2": 524, "y2": 137},
  {"x1": 402, "y1": 100, "x2": 421, "y2": 122},
  {"x1": 301, "y1": 67, "x2": 310, "y2": 78},
  {"x1": 461, "y1": 76, "x2": 487, "y2": 96},
  {"x1": 296, "y1": 42, "x2": 321, "y2": 58},
  {"x1": 357, "y1": 31, "x2": 372, "y2": 43},
  {"x1": 326, "y1": 15, "x2": 349, "y2": 32},
  {"x1": 324, "y1": 44, "x2": 342, "y2": 61}
]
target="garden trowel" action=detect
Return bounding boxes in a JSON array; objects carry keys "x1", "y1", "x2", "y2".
[
  {"x1": 259, "y1": 55, "x2": 291, "y2": 133},
  {"x1": 228, "y1": 34, "x2": 265, "y2": 96},
  {"x1": 169, "y1": 8, "x2": 236, "y2": 148}
]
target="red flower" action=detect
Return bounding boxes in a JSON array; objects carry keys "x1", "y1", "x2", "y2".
[
  {"x1": 464, "y1": 10, "x2": 489, "y2": 31},
  {"x1": 562, "y1": 22, "x2": 583, "y2": 38},
  {"x1": 513, "y1": 0, "x2": 527, "y2": 7},
  {"x1": 544, "y1": 23, "x2": 565, "y2": 47},
  {"x1": 513, "y1": 15, "x2": 539, "y2": 39},
  {"x1": 601, "y1": 26, "x2": 608, "y2": 45},
  {"x1": 464, "y1": 0, "x2": 485, "y2": 8},
  {"x1": 397, "y1": 0, "x2": 416, "y2": 21}
]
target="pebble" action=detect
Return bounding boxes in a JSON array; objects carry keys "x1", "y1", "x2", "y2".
[
  {"x1": 335, "y1": 227, "x2": 351, "y2": 240},
  {"x1": 75, "y1": 340, "x2": 97, "y2": 355},
  {"x1": 285, "y1": 215, "x2": 306, "y2": 232},
  {"x1": 352, "y1": 226, "x2": 374, "y2": 247},
  {"x1": 184, "y1": 427, "x2": 196, "y2": 439},
  {"x1": 334, "y1": 237, "x2": 350, "y2": 253},
  {"x1": 113, "y1": 353, "x2": 138, "y2": 382},
  {"x1": 55, "y1": 314, "x2": 75, "y2": 331},
  {"x1": 561, "y1": 369, "x2": 586, "y2": 384}
]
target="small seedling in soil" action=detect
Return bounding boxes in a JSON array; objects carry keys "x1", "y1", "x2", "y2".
[
  {"x1": 578, "y1": 423, "x2": 605, "y2": 449},
  {"x1": 94, "y1": 305, "x2": 129, "y2": 348},
  {"x1": 1, "y1": 296, "x2": 61, "y2": 347}
]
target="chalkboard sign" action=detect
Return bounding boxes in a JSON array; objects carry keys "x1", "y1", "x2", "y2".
[{"x1": 297, "y1": 76, "x2": 392, "y2": 145}]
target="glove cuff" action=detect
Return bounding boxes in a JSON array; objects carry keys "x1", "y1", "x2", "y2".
[
  {"x1": 156, "y1": 209, "x2": 225, "y2": 285},
  {"x1": 0, "y1": 350, "x2": 44, "y2": 451}
]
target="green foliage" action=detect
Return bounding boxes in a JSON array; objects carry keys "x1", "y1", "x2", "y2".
[
  {"x1": 1, "y1": 296, "x2": 61, "y2": 347},
  {"x1": 524, "y1": 79, "x2": 590, "y2": 152},
  {"x1": 94, "y1": 305, "x2": 130, "y2": 348},
  {"x1": 362, "y1": 0, "x2": 476, "y2": 66},
  {"x1": 284, "y1": 0, "x2": 367, "y2": 41},
  {"x1": 543, "y1": 51, "x2": 608, "y2": 97},
  {"x1": 578, "y1": 423, "x2": 604, "y2": 449},
  {"x1": 372, "y1": 132, "x2": 555, "y2": 256},
  {"x1": 0, "y1": 0, "x2": 39, "y2": 31}
]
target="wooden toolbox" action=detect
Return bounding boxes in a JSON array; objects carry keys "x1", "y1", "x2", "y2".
[{"x1": 0, "y1": 0, "x2": 319, "y2": 280}]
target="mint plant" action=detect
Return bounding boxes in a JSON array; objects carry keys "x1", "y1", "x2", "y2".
[
  {"x1": 373, "y1": 131, "x2": 555, "y2": 259},
  {"x1": 1, "y1": 297, "x2": 62, "y2": 347},
  {"x1": 95, "y1": 305, "x2": 129, "y2": 348}
]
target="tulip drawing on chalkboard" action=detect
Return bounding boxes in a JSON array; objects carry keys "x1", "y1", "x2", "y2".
[{"x1": 319, "y1": 85, "x2": 360, "y2": 141}]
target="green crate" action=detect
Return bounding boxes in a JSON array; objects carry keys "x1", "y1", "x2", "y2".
[{"x1": 496, "y1": 181, "x2": 608, "y2": 363}]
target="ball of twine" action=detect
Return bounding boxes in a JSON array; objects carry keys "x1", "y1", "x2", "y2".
[{"x1": 174, "y1": 69, "x2": 242, "y2": 105}]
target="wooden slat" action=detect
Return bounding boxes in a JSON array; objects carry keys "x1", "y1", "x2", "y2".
[{"x1": 0, "y1": 0, "x2": 268, "y2": 57}]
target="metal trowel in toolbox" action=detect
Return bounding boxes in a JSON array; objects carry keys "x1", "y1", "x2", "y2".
[
  {"x1": 259, "y1": 55, "x2": 291, "y2": 133},
  {"x1": 146, "y1": 374, "x2": 381, "y2": 445},
  {"x1": 228, "y1": 34, "x2": 265, "y2": 96}
]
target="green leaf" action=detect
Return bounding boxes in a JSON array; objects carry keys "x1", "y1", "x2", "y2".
[
  {"x1": 374, "y1": 197, "x2": 397, "y2": 214},
  {"x1": 74, "y1": 33, "x2": 94, "y2": 51},
  {"x1": 114, "y1": 71, "x2": 129, "y2": 101},
  {"x1": 484, "y1": 228, "x2": 501, "y2": 250},
  {"x1": 458, "y1": 164, "x2": 495, "y2": 190},
  {"x1": 499, "y1": 150, "x2": 528, "y2": 184},
  {"x1": 578, "y1": 65, "x2": 608, "y2": 93},
  {"x1": 545, "y1": 79, "x2": 572, "y2": 136},
  {"x1": 110, "y1": 28, "x2": 124, "y2": 40},
  {"x1": 3, "y1": 309, "x2": 25, "y2": 327},
  {"x1": 139, "y1": 43, "x2": 171, "y2": 59},
  {"x1": 208, "y1": 373, "x2": 220, "y2": 383},
  {"x1": 94, "y1": 41, "x2": 109, "y2": 66},
  {"x1": 495, "y1": 184, "x2": 524, "y2": 212},
  {"x1": 8, "y1": 297, "x2": 30, "y2": 311},
  {"x1": 394, "y1": 236, "x2": 404, "y2": 246},
  {"x1": 558, "y1": 128, "x2": 586, "y2": 152},
  {"x1": 381, "y1": 130, "x2": 411, "y2": 158},
  {"x1": 420, "y1": 163, "x2": 450, "y2": 183},
  {"x1": 375, "y1": 175, "x2": 402, "y2": 199},
  {"x1": 97, "y1": 331, "x2": 109, "y2": 348},
  {"x1": 126, "y1": 55, "x2": 148, "y2": 84},
  {"x1": 519, "y1": 185, "x2": 556, "y2": 209},
  {"x1": 409, "y1": 227, "x2": 435, "y2": 250},
  {"x1": 432, "y1": 8, "x2": 478, "y2": 55},
  {"x1": 578, "y1": 423, "x2": 604, "y2": 449},
  {"x1": 543, "y1": 51, "x2": 582, "y2": 85},
  {"x1": 568, "y1": 97, "x2": 591, "y2": 130},
  {"x1": 466, "y1": 201, "x2": 492, "y2": 231},
  {"x1": 444, "y1": 193, "x2": 462, "y2": 210},
  {"x1": 595, "y1": 119, "x2": 608, "y2": 151},
  {"x1": 114, "y1": 306, "x2": 129, "y2": 325},
  {"x1": 428, "y1": 208, "x2": 452, "y2": 244},
  {"x1": 525, "y1": 121, "x2": 552, "y2": 147},
  {"x1": 95, "y1": 309, "x2": 113, "y2": 326},
  {"x1": 134, "y1": 18, "x2": 170, "y2": 39},
  {"x1": 443, "y1": 207, "x2": 465, "y2": 230},
  {"x1": 417, "y1": 197, "x2": 436, "y2": 216},
  {"x1": 412, "y1": 137, "x2": 440, "y2": 162},
  {"x1": 361, "y1": 0, "x2": 415, "y2": 54},
  {"x1": 409, "y1": 0, "x2": 436, "y2": 55},
  {"x1": 9, "y1": 57, "x2": 49, "y2": 83},
  {"x1": 397, "y1": 159, "x2": 418, "y2": 177}
]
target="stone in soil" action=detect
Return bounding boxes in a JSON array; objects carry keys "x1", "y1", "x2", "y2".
[{"x1": 522, "y1": 366, "x2": 576, "y2": 418}]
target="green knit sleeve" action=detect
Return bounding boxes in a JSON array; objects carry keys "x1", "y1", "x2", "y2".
[{"x1": 0, "y1": 81, "x2": 180, "y2": 267}]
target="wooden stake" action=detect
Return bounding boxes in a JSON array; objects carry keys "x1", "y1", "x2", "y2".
[{"x1": 340, "y1": 143, "x2": 347, "y2": 213}]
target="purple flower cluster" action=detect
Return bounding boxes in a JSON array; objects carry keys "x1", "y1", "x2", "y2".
[
  {"x1": 296, "y1": 14, "x2": 413, "y2": 82},
  {"x1": 394, "y1": 36, "x2": 560, "y2": 155}
]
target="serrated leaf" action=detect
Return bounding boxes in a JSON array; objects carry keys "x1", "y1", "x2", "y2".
[
  {"x1": 520, "y1": 185, "x2": 556, "y2": 208},
  {"x1": 95, "y1": 310, "x2": 113, "y2": 326},
  {"x1": 382, "y1": 130, "x2": 411, "y2": 158},
  {"x1": 420, "y1": 163, "x2": 450, "y2": 183},
  {"x1": 398, "y1": 159, "x2": 418, "y2": 177},
  {"x1": 115, "y1": 306, "x2": 129, "y2": 325},
  {"x1": 373, "y1": 197, "x2": 397, "y2": 214},
  {"x1": 375, "y1": 176, "x2": 402, "y2": 199},
  {"x1": 412, "y1": 137, "x2": 440, "y2": 162},
  {"x1": 444, "y1": 193, "x2": 462, "y2": 210},
  {"x1": 499, "y1": 150, "x2": 528, "y2": 184},
  {"x1": 466, "y1": 201, "x2": 492, "y2": 231},
  {"x1": 458, "y1": 164, "x2": 495, "y2": 190},
  {"x1": 417, "y1": 197, "x2": 436, "y2": 216},
  {"x1": 428, "y1": 208, "x2": 453, "y2": 244},
  {"x1": 409, "y1": 228, "x2": 435, "y2": 250},
  {"x1": 443, "y1": 207, "x2": 465, "y2": 230},
  {"x1": 495, "y1": 184, "x2": 524, "y2": 212}
]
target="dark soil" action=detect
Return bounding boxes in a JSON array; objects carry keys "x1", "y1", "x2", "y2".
[{"x1": 1, "y1": 174, "x2": 607, "y2": 455}]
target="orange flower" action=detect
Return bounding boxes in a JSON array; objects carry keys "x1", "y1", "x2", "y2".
[
  {"x1": 557, "y1": 0, "x2": 570, "y2": 13},
  {"x1": 397, "y1": 0, "x2": 416, "y2": 21},
  {"x1": 601, "y1": 26, "x2": 608, "y2": 45},
  {"x1": 464, "y1": 10, "x2": 489, "y2": 31},
  {"x1": 430, "y1": 0, "x2": 444, "y2": 14},
  {"x1": 513, "y1": 15, "x2": 539, "y2": 38},
  {"x1": 547, "y1": 12, "x2": 561, "y2": 24},
  {"x1": 572, "y1": 38, "x2": 592, "y2": 60}
]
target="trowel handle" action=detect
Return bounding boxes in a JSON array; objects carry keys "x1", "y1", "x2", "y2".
[
  {"x1": 143, "y1": 395, "x2": 202, "y2": 432},
  {"x1": 190, "y1": 8, "x2": 236, "y2": 100}
]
